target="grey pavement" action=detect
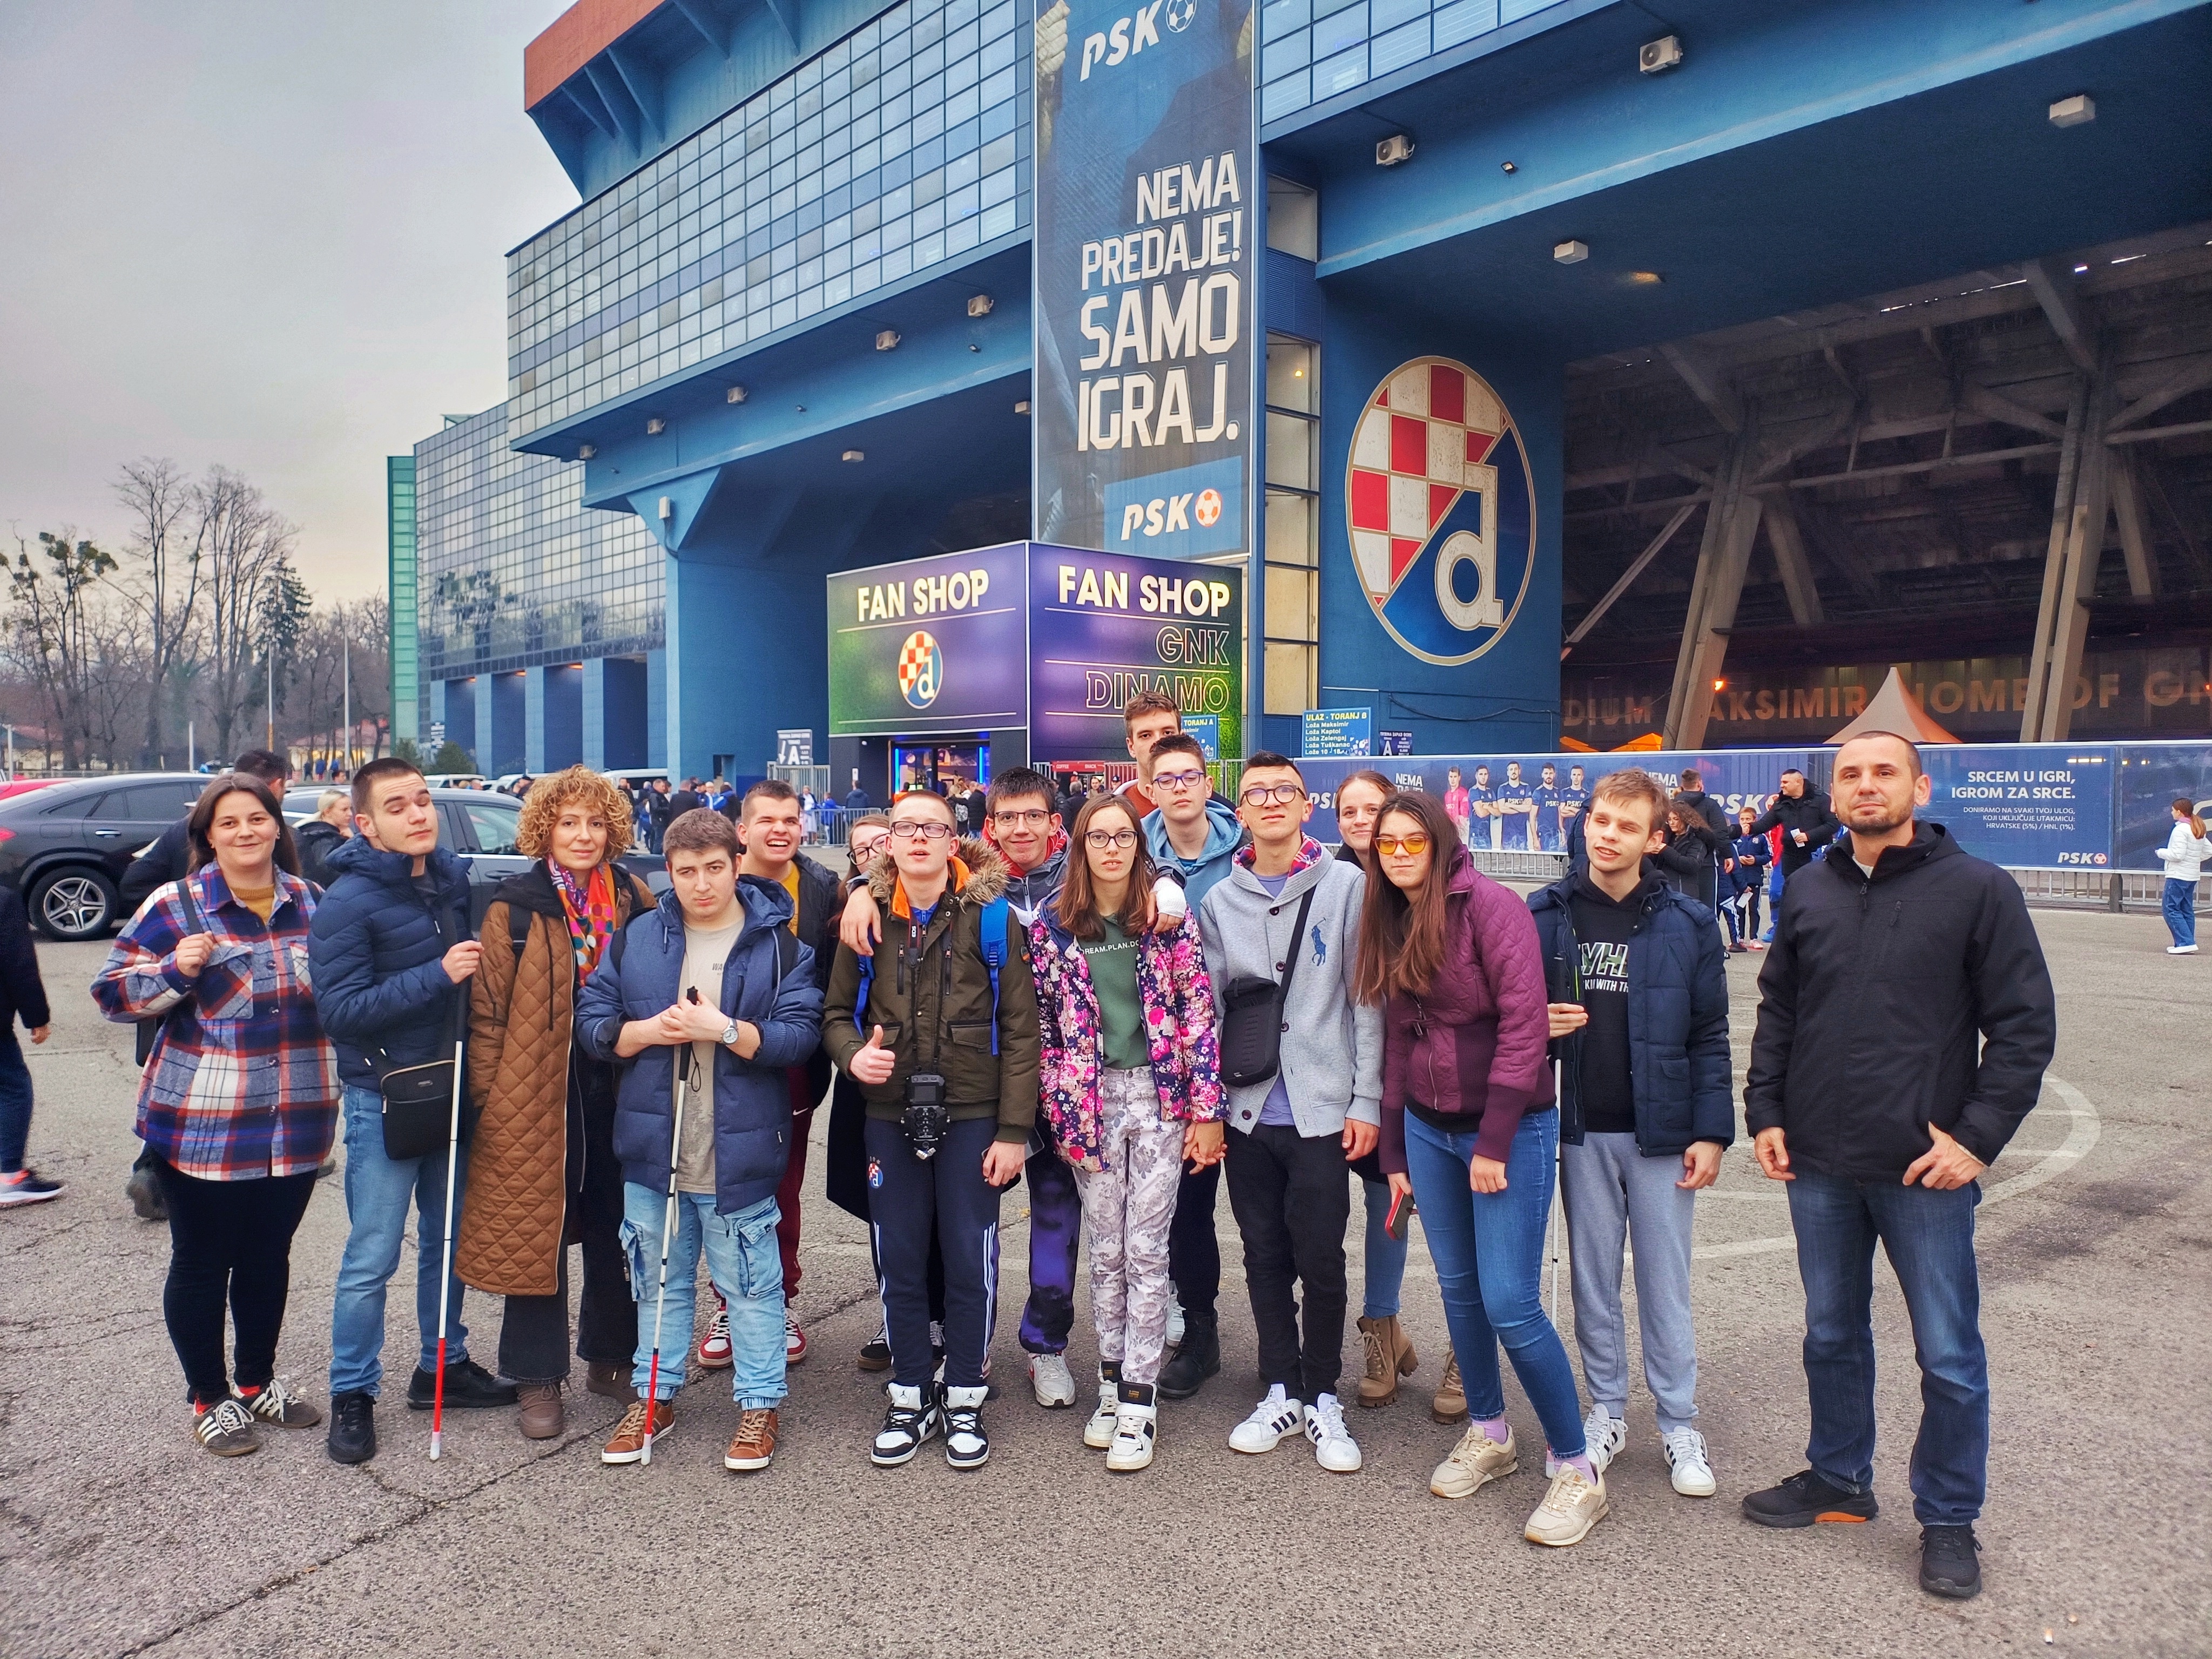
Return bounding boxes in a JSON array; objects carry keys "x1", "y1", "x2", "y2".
[{"x1": 2, "y1": 911, "x2": 2207, "y2": 1658}]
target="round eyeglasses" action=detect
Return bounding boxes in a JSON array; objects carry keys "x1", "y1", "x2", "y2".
[
  {"x1": 1151, "y1": 768, "x2": 1209, "y2": 793},
  {"x1": 1239, "y1": 783, "x2": 1307, "y2": 807},
  {"x1": 1084, "y1": 829, "x2": 1139, "y2": 850}
]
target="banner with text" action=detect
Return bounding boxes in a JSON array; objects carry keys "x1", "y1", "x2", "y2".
[{"x1": 1032, "y1": 0, "x2": 1256, "y2": 558}]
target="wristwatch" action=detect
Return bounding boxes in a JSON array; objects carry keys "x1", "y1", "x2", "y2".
[{"x1": 720, "y1": 1021, "x2": 740, "y2": 1048}]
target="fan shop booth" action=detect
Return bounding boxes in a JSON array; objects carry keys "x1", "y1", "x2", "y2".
[{"x1": 827, "y1": 541, "x2": 1245, "y2": 807}]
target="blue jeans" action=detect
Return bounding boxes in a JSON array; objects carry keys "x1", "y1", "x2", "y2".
[
  {"x1": 1404, "y1": 1107, "x2": 1585, "y2": 1458},
  {"x1": 622, "y1": 1186, "x2": 786, "y2": 1408},
  {"x1": 1361, "y1": 1176, "x2": 1408, "y2": 1319},
  {"x1": 329, "y1": 1085, "x2": 470, "y2": 1398},
  {"x1": 2163, "y1": 878, "x2": 2197, "y2": 948},
  {"x1": 0, "y1": 1029, "x2": 33, "y2": 1172},
  {"x1": 1788, "y1": 1171, "x2": 1988, "y2": 1526}
]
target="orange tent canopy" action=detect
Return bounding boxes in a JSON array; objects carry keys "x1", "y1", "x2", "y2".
[{"x1": 1827, "y1": 666, "x2": 1960, "y2": 745}]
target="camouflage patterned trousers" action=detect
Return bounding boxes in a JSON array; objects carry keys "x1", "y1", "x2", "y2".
[{"x1": 1072, "y1": 1068, "x2": 1185, "y2": 1386}]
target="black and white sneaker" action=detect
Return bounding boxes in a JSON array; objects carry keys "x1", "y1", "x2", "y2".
[
  {"x1": 872, "y1": 1382, "x2": 942, "y2": 1466},
  {"x1": 0, "y1": 1168, "x2": 62, "y2": 1206},
  {"x1": 234, "y1": 1377, "x2": 322, "y2": 1428},
  {"x1": 942, "y1": 1385, "x2": 989, "y2": 1470},
  {"x1": 193, "y1": 1397, "x2": 261, "y2": 1457},
  {"x1": 1229, "y1": 1385, "x2": 1306, "y2": 1454}
]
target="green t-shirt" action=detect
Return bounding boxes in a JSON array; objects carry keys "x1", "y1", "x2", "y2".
[{"x1": 1079, "y1": 916, "x2": 1147, "y2": 1071}]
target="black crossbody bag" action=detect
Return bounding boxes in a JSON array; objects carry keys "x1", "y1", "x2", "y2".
[
  {"x1": 1217, "y1": 885, "x2": 1316, "y2": 1089},
  {"x1": 375, "y1": 895, "x2": 470, "y2": 1161}
]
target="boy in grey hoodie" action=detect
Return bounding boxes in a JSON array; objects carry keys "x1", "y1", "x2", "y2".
[{"x1": 1197, "y1": 752, "x2": 1382, "y2": 1475}]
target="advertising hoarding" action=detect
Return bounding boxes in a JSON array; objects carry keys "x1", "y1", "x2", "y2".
[{"x1": 1031, "y1": 0, "x2": 1256, "y2": 560}]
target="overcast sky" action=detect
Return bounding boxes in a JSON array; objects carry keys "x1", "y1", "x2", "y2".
[{"x1": 0, "y1": 0, "x2": 579, "y2": 602}]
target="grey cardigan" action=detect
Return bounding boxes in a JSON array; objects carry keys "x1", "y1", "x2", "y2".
[{"x1": 1197, "y1": 848, "x2": 1382, "y2": 1137}]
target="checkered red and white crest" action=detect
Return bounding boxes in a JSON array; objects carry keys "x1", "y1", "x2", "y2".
[
  {"x1": 1348, "y1": 360, "x2": 1506, "y2": 608},
  {"x1": 896, "y1": 630, "x2": 942, "y2": 707}
]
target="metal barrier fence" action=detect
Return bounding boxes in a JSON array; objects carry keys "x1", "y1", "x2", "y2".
[{"x1": 2007, "y1": 867, "x2": 2209, "y2": 914}]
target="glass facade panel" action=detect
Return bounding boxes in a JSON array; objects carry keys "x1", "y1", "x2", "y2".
[
  {"x1": 1257, "y1": 0, "x2": 1561, "y2": 124},
  {"x1": 507, "y1": 0, "x2": 1034, "y2": 441},
  {"x1": 415, "y1": 408, "x2": 663, "y2": 683},
  {"x1": 387, "y1": 456, "x2": 419, "y2": 745},
  {"x1": 1263, "y1": 333, "x2": 1321, "y2": 717}
]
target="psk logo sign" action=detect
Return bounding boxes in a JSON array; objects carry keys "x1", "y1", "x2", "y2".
[
  {"x1": 1347, "y1": 358, "x2": 1536, "y2": 665},
  {"x1": 1164, "y1": 0, "x2": 1197, "y2": 30},
  {"x1": 896, "y1": 630, "x2": 944, "y2": 709}
]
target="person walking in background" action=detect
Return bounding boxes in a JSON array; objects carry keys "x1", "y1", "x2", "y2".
[
  {"x1": 1332, "y1": 770, "x2": 1438, "y2": 1416},
  {"x1": 120, "y1": 748, "x2": 293, "y2": 1224},
  {"x1": 1747, "y1": 768, "x2": 1839, "y2": 880},
  {"x1": 1031, "y1": 795, "x2": 1225, "y2": 1471},
  {"x1": 295, "y1": 789, "x2": 354, "y2": 889},
  {"x1": 1528, "y1": 768, "x2": 1731, "y2": 1503},
  {"x1": 1742, "y1": 732, "x2": 2056, "y2": 1601},
  {"x1": 1201, "y1": 753, "x2": 1379, "y2": 1475},
  {"x1": 92, "y1": 774, "x2": 337, "y2": 1456},
  {"x1": 314, "y1": 759, "x2": 515, "y2": 1466},
  {"x1": 577, "y1": 808, "x2": 823, "y2": 1472},
  {"x1": 457, "y1": 766, "x2": 656, "y2": 1439},
  {"x1": 648, "y1": 779, "x2": 675, "y2": 853},
  {"x1": 0, "y1": 882, "x2": 55, "y2": 1207},
  {"x1": 1358, "y1": 792, "x2": 1602, "y2": 1547},
  {"x1": 2157, "y1": 798, "x2": 2210, "y2": 954}
]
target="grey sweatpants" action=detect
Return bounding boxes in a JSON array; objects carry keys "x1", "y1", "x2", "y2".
[
  {"x1": 1071, "y1": 1068, "x2": 1185, "y2": 1386},
  {"x1": 1561, "y1": 1131, "x2": 1700, "y2": 1434}
]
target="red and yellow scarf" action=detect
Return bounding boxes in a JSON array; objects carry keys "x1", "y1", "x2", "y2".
[{"x1": 549, "y1": 860, "x2": 617, "y2": 977}]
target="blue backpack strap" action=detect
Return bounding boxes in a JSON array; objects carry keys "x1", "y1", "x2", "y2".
[
  {"x1": 854, "y1": 951, "x2": 875, "y2": 1034},
  {"x1": 979, "y1": 895, "x2": 1009, "y2": 1056}
]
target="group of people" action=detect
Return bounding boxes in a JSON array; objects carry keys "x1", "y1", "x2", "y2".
[{"x1": 50, "y1": 690, "x2": 2061, "y2": 1604}]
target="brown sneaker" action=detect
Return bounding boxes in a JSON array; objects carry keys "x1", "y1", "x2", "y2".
[
  {"x1": 517, "y1": 1382, "x2": 564, "y2": 1440},
  {"x1": 1356, "y1": 1314, "x2": 1418, "y2": 1407},
  {"x1": 600, "y1": 1398, "x2": 674, "y2": 1464},
  {"x1": 724, "y1": 1407, "x2": 780, "y2": 1472},
  {"x1": 585, "y1": 1361, "x2": 638, "y2": 1405},
  {"x1": 1431, "y1": 1351, "x2": 1467, "y2": 1424}
]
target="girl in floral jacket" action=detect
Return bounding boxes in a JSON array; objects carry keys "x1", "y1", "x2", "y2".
[{"x1": 1030, "y1": 795, "x2": 1224, "y2": 1472}]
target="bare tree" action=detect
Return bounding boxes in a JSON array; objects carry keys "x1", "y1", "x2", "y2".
[
  {"x1": 112, "y1": 457, "x2": 204, "y2": 767},
  {"x1": 194, "y1": 468, "x2": 297, "y2": 758},
  {"x1": 6, "y1": 530, "x2": 118, "y2": 772}
]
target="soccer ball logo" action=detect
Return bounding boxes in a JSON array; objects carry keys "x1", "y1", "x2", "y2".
[
  {"x1": 1346, "y1": 358, "x2": 1536, "y2": 665},
  {"x1": 896, "y1": 631, "x2": 943, "y2": 709},
  {"x1": 1164, "y1": 0, "x2": 1196, "y2": 31},
  {"x1": 1194, "y1": 488, "x2": 1222, "y2": 527}
]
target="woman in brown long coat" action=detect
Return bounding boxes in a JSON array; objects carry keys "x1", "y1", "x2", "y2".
[{"x1": 458, "y1": 765, "x2": 656, "y2": 1438}]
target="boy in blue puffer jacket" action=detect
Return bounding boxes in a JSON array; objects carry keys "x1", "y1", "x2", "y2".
[
  {"x1": 1526, "y1": 767, "x2": 1733, "y2": 1501},
  {"x1": 576, "y1": 809, "x2": 822, "y2": 1472}
]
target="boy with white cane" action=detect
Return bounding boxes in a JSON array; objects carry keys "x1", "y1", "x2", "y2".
[{"x1": 577, "y1": 810, "x2": 822, "y2": 1471}]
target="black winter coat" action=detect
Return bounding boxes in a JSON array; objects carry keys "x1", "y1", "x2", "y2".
[
  {"x1": 121, "y1": 819, "x2": 192, "y2": 912},
  {"x1": 0, "y1": 886, "x2": 51, "y2": 1033},
  {"x1": 1749, "y1": 790, "x2": 1841, "y2": 876},
  {"x1": 1744, "y1": 822, "x2": 2055, "y2": 1181},
  {"x1": 307, "y1": 834, "x2": 475, "y2": 1088},
  {"x1": 1654, "y1": 821, "x2": 1721, "y2": 910},
  {"x1": 295, "y1": 821, "x2": 346, "y2": 889}
]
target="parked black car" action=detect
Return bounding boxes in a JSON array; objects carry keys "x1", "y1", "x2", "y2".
[
  {"x1": 281, "y1": 786, "x2": 666, "y2": 930},
  {"x1": 0, "y1": 773, "x2": 210, "y2": 941}
]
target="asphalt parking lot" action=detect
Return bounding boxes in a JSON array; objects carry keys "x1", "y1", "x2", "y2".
[{"x1": 2, "y1": 909, "x2": 2207, "y2": 1659}]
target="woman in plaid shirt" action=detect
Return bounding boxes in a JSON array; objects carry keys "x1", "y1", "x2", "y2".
[{"x1": 93, "y1": 773, "x2": 339, "y2": 1457}]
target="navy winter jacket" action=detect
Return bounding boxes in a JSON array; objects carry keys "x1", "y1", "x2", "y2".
[
  {"x1": 1526, "y1": 869, "x2": 1735, "y2": 1155},
  {"x1": 308, "y1": 834, "x2": 474, "y2": 1089},
  {"x1": 576, "y1": 879, "x2": 825, "y2": 1216}
]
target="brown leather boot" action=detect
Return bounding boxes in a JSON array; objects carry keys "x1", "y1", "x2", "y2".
[
  {"x1": 1431, "y1": 1351, "x2": 1468, "y2": 1424},
  {"x1": 585, "y1": 1361, "x2": 638, "y2": 1405},
  {"x1": 1356, "y1": 1315, "x2": 1418, "y2": 1407},
  {"x1": 517, "y1": 1382, "x2": 564, "y2": 1440}
]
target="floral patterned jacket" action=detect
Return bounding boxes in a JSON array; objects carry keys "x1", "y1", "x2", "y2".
[{"x1": 1029, "y1": 903, "x2": 1225, "y2": 1172}]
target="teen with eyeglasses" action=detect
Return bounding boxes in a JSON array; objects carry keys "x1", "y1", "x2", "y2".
[{"x1": 1030, "y1": 795, "x2": 1224, "y2": 1470}]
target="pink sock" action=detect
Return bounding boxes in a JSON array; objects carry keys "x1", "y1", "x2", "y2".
[
  {"x1": 1478, "y1": 1415, "x2": 1510, "y2": 1444},
  {"x1": 1555, "y1": 1451, "x2": 1598, "y2": 1482}
]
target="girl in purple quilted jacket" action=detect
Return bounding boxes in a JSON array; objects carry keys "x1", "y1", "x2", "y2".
[{"x1": 1030, "y1": 795, "x2": 1225, "y2": 1472}]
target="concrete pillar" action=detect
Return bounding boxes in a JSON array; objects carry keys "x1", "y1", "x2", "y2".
[
  {"x1": 472, "y1": 676, "x2": 494, "y2": 772},
  {"x1": 489, "y1": 672, "x2": 527, "y2": 775},
  {"x1": 646, "y1": 650, "x2": 668, "y2": 770},
  {"x1": 524, "y1": 667, "x2": 547, "y2": 774},
  {"x1": 582, "y1": 659, "x2": 608, "y2": 770},
  {"x1": 544, "y1": 664, "x2": 584, "y2": 769}
]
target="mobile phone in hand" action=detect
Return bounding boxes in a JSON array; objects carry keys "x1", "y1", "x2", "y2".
[{"x1": 1386, "y1": 1185, "x2": 1416, "y2": 1242}]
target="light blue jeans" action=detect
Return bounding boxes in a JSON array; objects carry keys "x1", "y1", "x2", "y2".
[
  {"x1": 329, "y1": 1085, "x2": 470, "y2": 1398},
  {"x1": 1360, "y1": 1176, "x2": 1409, "y2": 1319},
  {"x1": 621, "y1": 1185, "x2": 786, "y2": 1409}
]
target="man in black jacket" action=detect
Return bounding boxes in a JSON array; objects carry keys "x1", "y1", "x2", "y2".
[
  {"x1": 119, "y1": 749, "x2": 292, "y2": 1220},
  {"x1": 1739, "y1": 732, "x2": 2056, "y2": 1602},
  {"x1": 1747, "y1": 768, "x2": 1840, "y2": 879}
]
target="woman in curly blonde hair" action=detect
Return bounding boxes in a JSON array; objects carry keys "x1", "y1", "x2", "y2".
[{"x1": 457, "y1": 765, "x2": 657, "y2": 1438}]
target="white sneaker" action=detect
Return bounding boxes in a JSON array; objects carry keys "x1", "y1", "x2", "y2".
[
  {"x1": 1431, "y1": 1422, "x2": 1518, "y2": 1499},
  {"x1": 1304, "y1": 1393, "x2": 1362, "y2": 1473},
  {"x1": 694, "y1": 1302, "x2": 732, "y2": 1370},
  {"x1": 2169, "y1": 944, "x2": 2199, "y2": 954},
  {"x1": 1166, "y1": 1296, "x2": 1186, "y2": 1350},
  {"x1": 1524, "y1": 1464, "x2": 1609, "y2": 1547},
  {"x1": 1083, "y1": 1371, "x2": 1121, "y2": 1448},
  {"x1": 1229, "y1": 1386, "x2": 1305, "y2": 1454},
  {"x1": 1106, "y1": 1399, "x2": 1157, "y2": 1472},
  {"x1": 1582, "y1": 1404, "x2": 1626, "y2": 1472},
  {"x1": 1029, "y1": 1351, "x2": 1078, "y2": 1409},
  {"x1": 1662, "y1": 1426, "x2": 1717, "y2": 1497}
]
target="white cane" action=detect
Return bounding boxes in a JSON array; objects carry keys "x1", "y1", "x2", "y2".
[
  {"x1": 1545, "y1": 1056, "x2": 1564, "y2": 1321},
  {"x1": 641, "y1": 1048, "x2": 697, "y2": 1465},
  {"x1": 428, "y1": 1031, "x2": 466, "y2": 1461}
]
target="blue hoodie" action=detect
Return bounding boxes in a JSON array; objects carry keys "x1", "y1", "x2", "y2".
[
  {"x1": 1143, "y1": 797, "x2": 1246, "y2": 911},
  {"x1": 576, "y1": 876, "x2": 824, "y2": 1215}
]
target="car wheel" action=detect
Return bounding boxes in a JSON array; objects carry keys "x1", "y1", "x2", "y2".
[{"x1": 30, "y1": 867, "x2": 119, "y2": 941}]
